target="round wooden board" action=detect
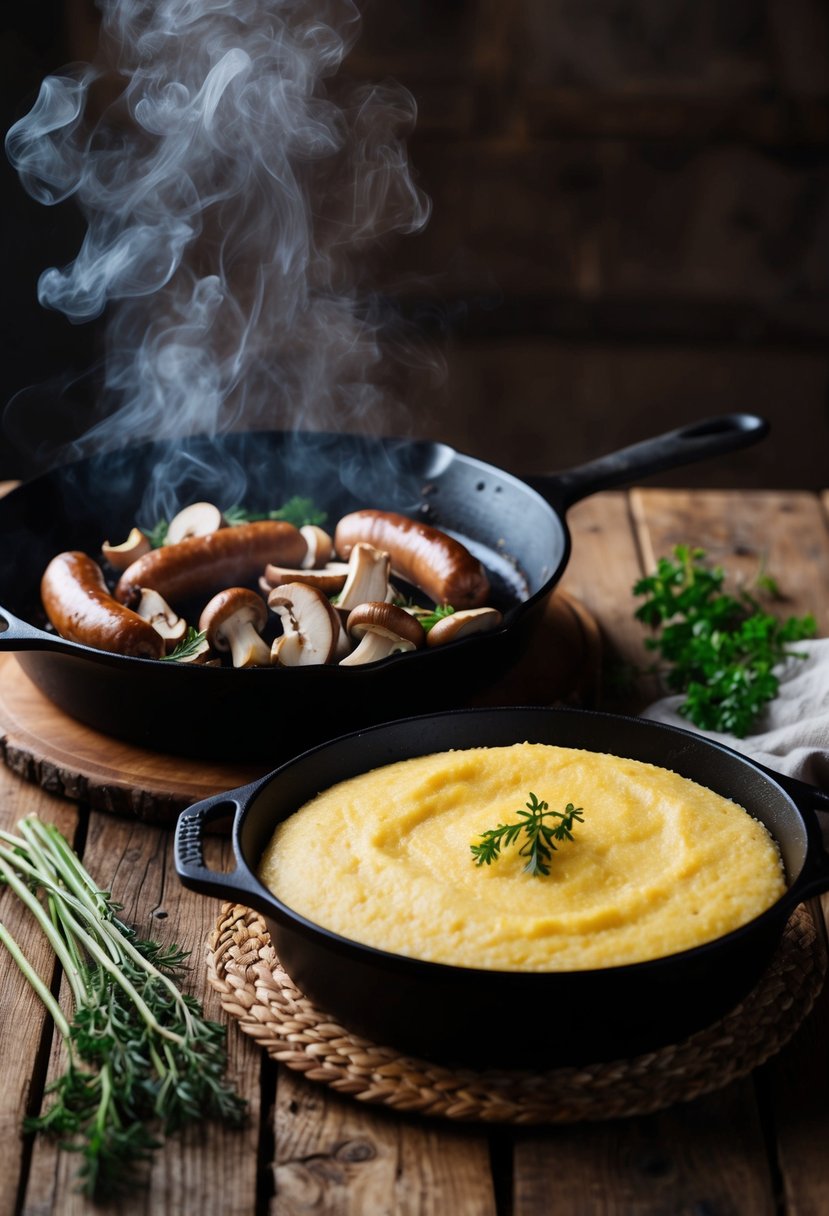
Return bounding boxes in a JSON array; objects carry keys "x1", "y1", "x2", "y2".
[{"x1": 0, "y1": 589, "x2": 601, "y2": 826}]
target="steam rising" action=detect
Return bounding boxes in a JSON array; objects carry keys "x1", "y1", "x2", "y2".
[{"x1": 6, "y1": 0, "x2": 431, "y2": 515}]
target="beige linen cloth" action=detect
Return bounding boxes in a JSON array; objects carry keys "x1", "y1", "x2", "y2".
[{"x1": 641, "y1": 638, "x2": 829, "y2": 791}]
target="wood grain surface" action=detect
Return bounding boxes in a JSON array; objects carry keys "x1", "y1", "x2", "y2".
[{"x1": 0, "y1": 487, "x2": 827, "y2": 1216}]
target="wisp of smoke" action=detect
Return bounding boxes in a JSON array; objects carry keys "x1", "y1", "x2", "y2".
[{"x1": 6, "y1": 0, "x2": 432, "y2": 515}]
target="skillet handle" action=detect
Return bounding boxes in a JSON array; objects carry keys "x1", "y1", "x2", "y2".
[
  {"x1": 174, "y1": 784, "x2": 268, "y2": 905},
  {"x1": 526, "y1": 413, "x2": 769, "y2": 511},
  {"x1": 751, "y1": 762, "x2": 829, "y2": 815},
  {"x1": 0, "y1": 605, "x2": 57, "y2": 649}
]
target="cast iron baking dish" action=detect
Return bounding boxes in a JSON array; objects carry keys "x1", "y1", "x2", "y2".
[{"x1": 174, "y1": 706, "x2": 829, "y2": 1068}]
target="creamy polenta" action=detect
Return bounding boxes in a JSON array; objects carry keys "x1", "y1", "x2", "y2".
[{"x1": 258, "y1": 743, "x2": 786, "y2": 971}]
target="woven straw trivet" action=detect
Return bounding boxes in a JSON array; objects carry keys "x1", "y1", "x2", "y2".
[{"x1": 206, "y1": 901, "x2": 826, "y2": 1124}]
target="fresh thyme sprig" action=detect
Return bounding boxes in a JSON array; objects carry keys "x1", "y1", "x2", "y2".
[
  {"x1": 471, "y1": 793, "x2": 584, "y2": 877},
  {"x1": 0, "y1": 816, "x2": 246, "y2": 1199}
]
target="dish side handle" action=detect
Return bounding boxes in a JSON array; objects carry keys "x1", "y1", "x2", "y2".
[
  {"x1": 761, "y1": 765, "x2": 829, "y2": 905},
  {"x1": 174, "y1": 784, "x2": 268, "y2": 906}
]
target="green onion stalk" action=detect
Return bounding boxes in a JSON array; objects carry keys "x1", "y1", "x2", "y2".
[{"x1": 0, "y1": 815, "x2": 245, "y2": 1200}]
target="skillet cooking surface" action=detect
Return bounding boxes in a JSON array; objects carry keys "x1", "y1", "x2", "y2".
[
  {"x1": 0, "y1": 416, "x2": 769, "y2": 759},
  {"x1": 0, "y1": 430, "x2": 564, "y2": 629}
]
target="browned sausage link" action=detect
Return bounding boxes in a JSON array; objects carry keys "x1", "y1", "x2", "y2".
[
  {"x1": 115, "y1": 521, "x2": 307, "y2": 608},
  {"x1": 41, "y1": 551, "x2": 165, "y2": 658},
  {"x1": 334, "y1": 510, "x2": 490, "y2": 608}
]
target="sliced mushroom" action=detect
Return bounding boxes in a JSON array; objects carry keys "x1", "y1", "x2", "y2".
[
  {"x1": 426, "y1": 607, "x2": 503, "y2": 647},
  {"x1": 339, "y1": 602, "x2": 426, "y2": 666},
  {"x1": 268, "y1": 582, "x2": 346, "y2": 666},
  {"x1": 199, "y1": 587, "x2": 271, "y2": 668},
  {"x1": 335, "y1": 543, "x2": 395, "y2": 615},
  {"x1": 135, "y1": 587, "x2": 188, "y2": 652},
  {"x1": 261, "y1": 561, "x2": 350, "y2": 596},
  {"x1": 101, "y1": 527, "x2": 151, "y2": 571},
  {"x1": 299, "y1": 525, "x2": 334, "y2": 569},
  {"x1": 165, "y1": 501, "x2": 224, "y2": 545}
]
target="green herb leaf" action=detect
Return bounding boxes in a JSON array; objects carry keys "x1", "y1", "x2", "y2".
[
  {"x1": 394, "y1": 601, "x2": 456, "y2": 632},
  {"x1": 266, "y1": 496, "x2": 327, "y2": 528},
  {"x1": 633, "y1": 545, "x2": 816, "y2": 737},
  {"x1": 148, "y1": 497, "x2": 327, "y2": 540},
  {"x1": 0, "y1": 816, "x2": 246, "y2": 1199},
  {"x1": 471, "y1": 793, "x2": 584, "y2": 877},
  {"x1": 159, "y1": 627, "x2": 208, "y2": 663},
  {"x1": 145, "y1": 519, "x2": 169, "y2": 549},
  {"x1": 222, "y1": 503, "x2": 261, "y2": 526}
]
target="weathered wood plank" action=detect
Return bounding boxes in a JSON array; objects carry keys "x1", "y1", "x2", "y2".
[
  {"x1": 559, "y1": 491, "x2": 659, "y2": 711},
  {"x1": 514, "y1": 1083, "x2": 775, "y2": 1216},
  {"x1": 0, "y1": 776, "x2": 79, "y2": 1216},
  {"x1": 510, "y1": 486, "x2": 773, "y2": 1216},
  {"x1": 631, "y1": 487, "x2": 829, "y2": 1216},
  {"x1": 769, "y1": 0, "x2": 829, "y2": 98},
  {"x1": 22, "y1": 815, "x2": 262, "y2": 1216},
  {"x1": 761, "y1": 491, "x2": 829, "y2": 1216},
  {"x1": 630, "y1": 488, "x2": 829, "y2": 633},
  {"x1": 765, "y1": 906, "x2": 829, "y2": 1216},
  {"x1": 409, "y1": 343, "x2": 829, "y2": 494},
  {"x1": 392, "y1": 140, "x2": 829, "y2": 317},
  {"x1": 0, "y1": 652, "x2": 263, "y2": 824},
  {"x1": 272, "y1": 1070, "x2": 497, "y2": 1216}
]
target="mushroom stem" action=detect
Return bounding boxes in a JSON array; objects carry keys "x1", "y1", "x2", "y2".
[
  {"x1": 199, "y1": 587, "x2": 271, "y2": 668},
  {"x1": 336, "y1": 543, "x2": 394, "y2": 613},
  {"x1": 224, "y1": 620, "x2": 272, "y2": 669}
]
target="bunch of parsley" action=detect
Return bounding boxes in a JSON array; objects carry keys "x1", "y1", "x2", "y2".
[{"x1": 634, "y1": 545, "x2": 816, "y2": 737}]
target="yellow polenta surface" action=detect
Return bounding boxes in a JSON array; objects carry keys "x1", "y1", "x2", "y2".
[{"x1": 258, "y1": 743, "x2": 786, "y2": 971}]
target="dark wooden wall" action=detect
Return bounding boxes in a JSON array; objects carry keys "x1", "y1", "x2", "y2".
[
  {"x1": 350, "y1": 0, "x2": 829, "y2": 488},
  {"x1": 2, "y1": 1, "x2": 828, "y2": 488}
]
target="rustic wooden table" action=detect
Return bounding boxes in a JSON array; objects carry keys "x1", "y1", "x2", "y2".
[{"x1": 1, "y1": 487, "x2": 828, "y2": 1216}]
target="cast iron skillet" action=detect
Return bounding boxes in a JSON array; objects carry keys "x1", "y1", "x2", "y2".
[
  {"x1": 175, "y1": 706, "x2": 829, "y2": 1068},
  {"x1": 0, "y1": 414, "x2": 765, "y2": 760}
]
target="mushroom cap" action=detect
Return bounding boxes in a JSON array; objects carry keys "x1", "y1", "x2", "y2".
[
  {"x1": 136, "y1": 587, "x2": 187, "y2": 649},
  {"x1": 299, "y1": 525, "x2": 334, "y2": 569},
  {"x1": 136, "y1": 587, "x2": 180, "y2": 625},
  {"x1": 426, "y1": 606, "x2": 503, "y2": 647},
  {"x1": 262, "y1": 561, "x2": 349, "y2": 595},
  {"x1": 165, "y1": 501, "x2": 224, "y2": 545},
  {"x1": 199, "y1": 587, "x2": 268, "y2": 648},
  {"x1": 101, "y1": 527, "x2": 151, "y2": 571},
  {"x1": 346, "y1": 602, "x2": 426, "y2": 647},
  {"x1": 268, "y1": 581, "x2": 344, "y2": 665}
]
